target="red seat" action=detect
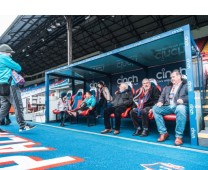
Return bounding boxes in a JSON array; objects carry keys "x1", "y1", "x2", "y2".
[
  {"x1": 79, "y1": 108, "x2": 96, "y2": 126},
  {"x1": 52, "y1": 109, "x2": 61, "y2": 122},
  {"x1": 80, "y1": 109, "x2": 90, "y2": 116},
  {"x1": 53, "y1": 109, "x2": 60, "y2": 114},
  {"x1": 148, "y1": 110, "x2": 189, "y2": 121},
  {"x1": 163, "y1": 114, "x2": 177, "y2": 121},
  {"x1": 148, "y1": 110, "x2": 176, "y2": 120},
  {"x1": 70, "y1": 95, "x2": 96, "y2": 126},
  {"x1": 110, "y1": 107, "x2": 132, "y2": 128},
  {"x1": 110, "y1": 107, "x2": 132, "y2": 118}
]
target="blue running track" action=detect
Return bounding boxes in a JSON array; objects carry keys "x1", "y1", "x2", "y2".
[{"x1": 0, "y1": 116, "x2": 208, "y2": 170}]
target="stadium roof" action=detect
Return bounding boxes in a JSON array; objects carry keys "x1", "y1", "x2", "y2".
[{"x1": 1, "y1": 15, "x2": 208, "y2": 76}]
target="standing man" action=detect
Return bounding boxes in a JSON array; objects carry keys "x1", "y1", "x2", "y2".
[
  {"x1": 152, "y1": 69, "x2": 188, "y2": 146},
  {"x1": 0, "y1": 44, "x2": 36, "y2": 132},
  {"x1": 130, "y1": 78, "x2": 160, "y2": 137},
  {"x1": 96, "y1": 81, "x2": 112, "y2": 118}
]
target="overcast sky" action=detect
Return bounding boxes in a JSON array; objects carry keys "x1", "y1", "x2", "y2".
[{"x1": 0, "y1": 15, "x2": 17, "y2": 37}]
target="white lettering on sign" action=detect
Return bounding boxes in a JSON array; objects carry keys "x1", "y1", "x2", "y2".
[
  {"x1": 89, "y1": 81, "x2": 98, "y2": 88},
  {"x1": 0, "y1": 156, "x2": 83, "y2": 170},
  {"x1": 187, "y1": 81, "x2": 193, "y2": 91},
  {"x1": 191, "y1": 128, "x2": 196, "y2": 139},
  {"x1": 117, "y1": 75, "x2": 139, "y2": 85},
  {"x1": 186, "y1": 58, "x2": 191, "y2": 69},
  {"x1": 156, "y1": 67, "x2": 186, "y2": 80},
  {"x1": 116, "y1": 56, "x2": 139, "y2": 69},
  {"x1": 89, "y1": 65, "x2": 104, "y2": 75},
  {"x1": 185, "y1": 35, "x2": 189, "y2": 47},
  {"x1": 154, "y1": 43, "x2": 185, "y2": 61},
  {"x1": 189, "y1": 104, "x2": 194, "y2": 116}
]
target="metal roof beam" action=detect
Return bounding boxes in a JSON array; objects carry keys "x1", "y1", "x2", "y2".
[
  {"x1": 151, "y1": 15, "x2": 166, "y2": 32},
  {"x1": 10, "y1": 16, "x2": 46, "y2": 46},
  {"x1": 97, "y1": 16, "x2": 121, "y2": 47},
  {"x1": 72, "y1": 36, "x2": 89, "y2": 54},
  {"x1": 14, "y1": 16, "x2": 58, "y2": 51},
  {"x1": 7, "y1": 16, "x2": 36, "y2": 44},
  {"x1": 193, "y1": 15, "x2": 199, "y2": 28},
  {"x1": 80, "y1": 25, "x2": 105, "y2": 52},
  {"x1": 125, "y1": 16, "x2": 142, "y2": 40}
]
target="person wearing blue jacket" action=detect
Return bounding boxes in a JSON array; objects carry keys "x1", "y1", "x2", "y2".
[
  {"x1": 0, "y1": 44, "x2": 36, "y2": 132},
  {"x1": 69, "y1": 91, "x2": 96, "y2": 117}
]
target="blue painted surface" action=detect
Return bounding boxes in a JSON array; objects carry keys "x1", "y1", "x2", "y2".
[{"x1": 1, "y1": 116, "x2": 208, "y2": 169}]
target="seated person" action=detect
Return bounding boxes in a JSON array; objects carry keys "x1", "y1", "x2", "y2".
[
  {"x1": 96, "y1": 81, "x2": 112, "y2": 118},
  {"x1": 130, "y1": 78, "x2": 161, "y2": 137},
  {"x1": 152, "y1": 69, "x2": 188, "y2": 146},
  {"x1": 101, "y1": 82, "x2": 133, "y2": 135},
  {"x1": 69, "y1": 91, "x2": 96, "y2": 117},
  {"x1": 57, "y1": 92, "x2": 69, "y2": 127}
]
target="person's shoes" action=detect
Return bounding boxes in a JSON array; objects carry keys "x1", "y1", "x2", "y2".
[
  {"x1": 175, "y1": 137, "x2": 183, "y2": 146},
  {"x1": 5, "y1": 119, "x2": 11, "y2": 126},
  {"x1": 114, "y1": 130, "x2": 120, "y2": 135},
  {"x1": 60, "y1": 123, "x2": 65, "y2": 127},
  {"x1": 157, "y1": 133, "x2": 169, "y2": 142},
  {"x1": 101, "y1": 129, "x2": 112, "y2": 134},
  {"x1": 19, "y1": 124, "x2": 36, "y2": 132},
  {"x1": 96, "y1": 115, "x2": 101, "y2": 119},
  {"x1": 132, "y1": 129, "x2": 142, "y2": 136},
  {"x1": 0, "y1": 120, "x2": 5, "y2": 125},
  {"x1": 140, "y1": 130, "x2": 149, "y2": 137},
  {"x1": 0, "y1": 129, "x2": 6, "y2": 133}
]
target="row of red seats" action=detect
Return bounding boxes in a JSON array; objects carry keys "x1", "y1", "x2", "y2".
[
  {"x1": 53, "y1": 89, "x2": 96, "y2": 126},
  {"x1": 53, "y1": 79, "x2": 180, "y2": 127}
]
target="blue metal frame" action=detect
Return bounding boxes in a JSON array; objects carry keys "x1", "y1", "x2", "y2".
[
  {"x1": 45, "y1": 73, "x2": 50, "y2": 123},
  {"x1": 183, "y1": 25, "x2": 198, "y2": 145},
  {"x1": 45, "y1": 25, "x2": 201, "y2": 146}
]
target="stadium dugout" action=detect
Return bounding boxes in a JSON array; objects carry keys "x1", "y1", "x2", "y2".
[{"x1": 45, "y1": 25, "x2": 204, "y2": 146}]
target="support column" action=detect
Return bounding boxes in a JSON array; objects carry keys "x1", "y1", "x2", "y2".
[
  {"x1": 65, "y1": 15, "x2": 73, "y2": 65},
  {"x1": 45, "y1": 73, "x2": 50, "y2": 123},
  {"x1": 72, "y1": 79, "x2": 75, "y2": 95},
  {"x1": 184, "y1": 26, "x2": 198, "y2": 145}
]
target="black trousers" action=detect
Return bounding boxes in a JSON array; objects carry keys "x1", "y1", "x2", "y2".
[
  {"x1": 130, "y1": 106, "x2": 151, "y2": 129},
  {"x1": 104, "y1": 106, "x2": 126, "y2": 130},
  {"x1": 60, "y1": 111, "x2": 67, "y2": 124},
  {"x1": 96, "y1": 98, "x2": 107, "y2": 116}
]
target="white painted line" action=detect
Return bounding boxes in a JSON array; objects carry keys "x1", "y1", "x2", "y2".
[{"x1": 32, "y1": 122, "x2": 208, "y2": 155}]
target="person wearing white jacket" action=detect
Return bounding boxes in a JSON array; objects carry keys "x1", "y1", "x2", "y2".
[{"x1": 57, "y1": 92, "x2": 69, "y2": 126}]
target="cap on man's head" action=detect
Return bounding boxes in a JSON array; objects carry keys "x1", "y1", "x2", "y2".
[{"x1": 0, "y1": 44, "x2": 15, "y2": 54}]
